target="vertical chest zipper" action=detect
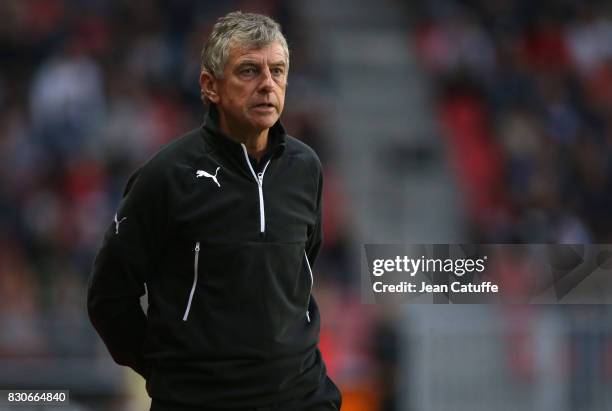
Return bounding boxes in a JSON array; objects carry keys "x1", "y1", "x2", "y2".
[
  {"x1": 241, "y1": 144, "x2": 271, "y2": 233},
  {"x1": 182, "y1": 241, "x2": 200, "y2": 321}
]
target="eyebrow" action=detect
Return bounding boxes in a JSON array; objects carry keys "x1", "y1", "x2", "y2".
[{"x1": 236, "y1": 60, "x2": 287, "y2": 67}]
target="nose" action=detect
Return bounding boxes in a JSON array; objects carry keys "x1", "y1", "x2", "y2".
[{"x1": 258, "y1": 66, "x2": 274, "y2": 92}]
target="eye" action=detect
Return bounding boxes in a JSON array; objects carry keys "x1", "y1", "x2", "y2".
[
  {"x1": 241, "y1": 67, "x2": 256, "y2": 75},
  {"x1": 271, "y1": 67, "x2": 285, "y2": 76}
]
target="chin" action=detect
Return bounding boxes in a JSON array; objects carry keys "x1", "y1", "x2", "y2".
[{"x1": 252, "y1": 117, "x2": 279, "y2": 130}]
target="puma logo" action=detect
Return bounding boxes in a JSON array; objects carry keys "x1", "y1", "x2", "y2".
[
  {"x1": 114, "y1": 213, "x2": 127, "y2": 234},
  {"x1": 196, "y1": 167, "x2": 221, "y2": 188}
]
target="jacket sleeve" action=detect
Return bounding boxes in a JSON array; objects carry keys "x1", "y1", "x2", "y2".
[
  {"x1": 87, "y1": 162, "x2": 167, "y2": 379},
  {"x1": 305, "y1": 165, "x2": 323, "y2": 266}
]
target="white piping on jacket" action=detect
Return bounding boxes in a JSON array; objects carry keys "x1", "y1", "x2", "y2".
[
  {"x1": 241, "y1": 144, "x2": 271, "y2": 233},
  {"x1": 304, "y1": 251, "x2": 314, "y2": 323},
  {"x1": 182, "y1": 242, "x2": 200, "y2": 321}
]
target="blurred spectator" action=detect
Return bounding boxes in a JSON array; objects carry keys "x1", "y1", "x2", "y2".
[
  {"x1": 30, "y1": 46, "x2": 105, "y2": 160},
  {"x1": 0, "y1": 239, "x2": 46, "y2": 357}
]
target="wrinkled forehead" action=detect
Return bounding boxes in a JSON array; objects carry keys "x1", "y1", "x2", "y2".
[{"x1": 227, "y1": 41, "x2": 288, "y2": 66}]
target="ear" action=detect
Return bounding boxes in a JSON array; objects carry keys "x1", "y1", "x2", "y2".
[{"x1": 199, "y1": 70, "x2": 220, "y2": 104}]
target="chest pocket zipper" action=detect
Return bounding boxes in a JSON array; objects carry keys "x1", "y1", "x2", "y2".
[
  {"x1": 304, "y1": 251, "x2": 313, "y2": 323},
  {"x1": 182, "y1": 241, "x2": 200, "y2": 321}
]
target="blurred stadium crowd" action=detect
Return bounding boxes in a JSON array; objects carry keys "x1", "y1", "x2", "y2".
[
  {"x1": 410, "y1": 2, "x2": 612, "y2": 410},
  {"x1": 413, "y1": 0, "x2": 612, "y2": 243},
  {"x1": 1, "y1": 0, "x2": 612, "y2": 410}
]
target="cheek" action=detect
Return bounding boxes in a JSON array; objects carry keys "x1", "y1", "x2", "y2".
[
  {"x1": 227, "y1": 95, "x2": 249, "y2": 115},
  {"x1": 224, "y1": 82, "x2": 249, "y2": 104},
  {"x1": 277, "y1": 92, "x2": 286, "y2": 111},
  {"x1": 275, "y1": 84, "x2": 286, "y2": 101}
]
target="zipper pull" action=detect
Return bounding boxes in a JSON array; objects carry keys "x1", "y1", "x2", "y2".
[
  {"x1": 257, "y1": 172, "x2": 263, "y2": 182},
  {"x1": 195, "y1": 242, "x2": 200, "y2": 252}
]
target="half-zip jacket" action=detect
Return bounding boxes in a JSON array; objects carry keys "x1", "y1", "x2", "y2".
[{"x1": 87, "y1": 105, "x2": 325, "y2": 408}]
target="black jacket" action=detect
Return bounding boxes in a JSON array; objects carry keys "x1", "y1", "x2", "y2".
[{"x1": 87, "y1": 105, "x2": 327, "y2": 408}]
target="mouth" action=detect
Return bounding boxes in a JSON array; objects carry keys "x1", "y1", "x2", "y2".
[{"x1": 253, "y1": 102, "x2": 276, "y2": 110}]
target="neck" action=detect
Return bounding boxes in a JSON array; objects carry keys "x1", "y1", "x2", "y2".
[{"x1": 218, "y1": 115, "x2": 269, "y2": 161}]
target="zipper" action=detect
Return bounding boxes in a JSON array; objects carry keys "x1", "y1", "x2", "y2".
[
  {"x1": 241, "y1": 144, "x2": 271, "y2": 233},
  {"x1": 304, "y1": 251, "x2": 313, "y2": 323},
  {"x1": 182, "y1": 241, "x2": 200, "y2": 321}
]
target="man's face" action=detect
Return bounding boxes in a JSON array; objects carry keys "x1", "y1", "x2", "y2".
[{"x1": 203, "y1": 42, "x2": 288, "y2": 137}]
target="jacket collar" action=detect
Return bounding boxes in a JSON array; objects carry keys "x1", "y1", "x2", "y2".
[{"x1": 201, "y1": 104, "x2": 287, "y2": 160}]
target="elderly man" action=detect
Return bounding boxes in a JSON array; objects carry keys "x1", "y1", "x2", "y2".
[{"x1": 87, "y1": 11, "x2": 341, "y2": 411}]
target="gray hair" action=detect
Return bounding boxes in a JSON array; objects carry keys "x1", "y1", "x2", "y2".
[{"x1": 201, "y1": 11, "x2": 290, "y2": 79}]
